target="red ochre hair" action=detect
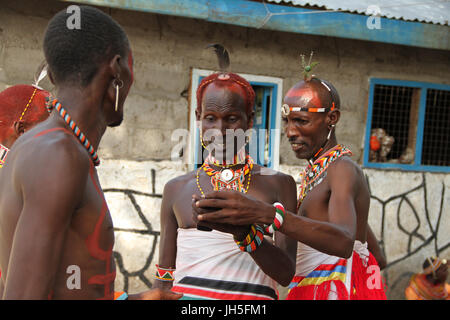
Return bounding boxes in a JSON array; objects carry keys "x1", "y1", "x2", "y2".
[
  {"x1": 196, "y1": 72, "x2": 256, "y2": 115},
  {"x1": 0, "y1": 85, "x2": 50, "y2": 139}
]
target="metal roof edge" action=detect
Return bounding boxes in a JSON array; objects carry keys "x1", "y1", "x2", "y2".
[{"x1": 59, "y1": 0, "x2": 450, "y2": 51}]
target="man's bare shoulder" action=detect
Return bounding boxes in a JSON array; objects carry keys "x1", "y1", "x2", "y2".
[
  {"x1": 253, "y1": 164, "x2": 296, "y2": 187},
  {"x1": 12, "y1": 126, "x2": 91, "y2": 180},
  {"x1": 327, "y1": 155, "x2": 365, "y2": 185},
  {"x1": 163, "y1": 170, "x2": 196, "y2": 194}
]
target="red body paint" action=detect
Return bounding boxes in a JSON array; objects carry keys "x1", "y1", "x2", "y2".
[{"x1": 86, "y1": 163, "x2": 115, "y2": 300}]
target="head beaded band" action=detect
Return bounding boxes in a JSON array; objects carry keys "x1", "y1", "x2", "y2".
[
  {"x1": 281, "y1": 102, "x2": 336, "y2": 117},
  {"x1": 424, "y1": 257, "x2": 447, "y2": 277},
  {"x1": 282, "y1": 52, "x2": 337, "y2": 118},
  {"x1": 0, "y1": 144, "x2": 9, "y2": 168},
  {"x1": 18, "y1": 62, "x2": 49, "y2": 123},
  {"x1": 18, "y1": 87, "x2": 38, "y2": 122}
]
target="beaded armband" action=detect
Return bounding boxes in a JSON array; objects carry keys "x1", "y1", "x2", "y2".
[
  {"x1": 235, "y1": 224, "x2": 264, "y2": 253},
  {"x1": 155, "y1": 264, "x2": 175, "y2": 282},
  {"x1": 264, "y1": 202, "x2": 285, "y2": 234}
]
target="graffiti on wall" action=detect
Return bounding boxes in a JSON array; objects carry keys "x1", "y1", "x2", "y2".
[
  {"x1": 104, "y1": 169, "x2": 162, "y2": 292},
  {"x1": 366, "y1": 172, "x2": 449, "y2": 296},
  {"x1": 106, "y1": 169, "x2": 449, "y2": 298}
]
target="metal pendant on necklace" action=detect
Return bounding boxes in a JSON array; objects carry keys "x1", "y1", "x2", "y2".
[
  {"x1": 212, "y1": 168, "x2": 244, "y2": 191},
  {"x1": 220, "y1": 169, "x2": 234, "y2": 182}
]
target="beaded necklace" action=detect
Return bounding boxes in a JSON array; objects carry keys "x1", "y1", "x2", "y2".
[
  {"x1": 48, "y1": 99, "x2": 100, "y2": 166},
  {"x1": 204, "y1": 147, "x2": 247, "y2": 168},
  {"x1": 196, "y1": 154, "x2": 253, "y2": 196},
  {"x1": 297, "y1": 144, "x2": 352, "y2": 211}
]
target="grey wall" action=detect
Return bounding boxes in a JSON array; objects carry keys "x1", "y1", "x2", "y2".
[{"x1": 1, "y1": 0, "x2": 449, "y2": 165}]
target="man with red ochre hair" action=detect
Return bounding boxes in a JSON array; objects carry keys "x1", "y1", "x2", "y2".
[
  {"x1": 0, "y1": 84, "x2": 50, "y2": 168},
  {"x1": 154, "y1": 45, "x2": 297, "y2": 300},
  {"x1": 194, "y1": 54, "x2": 387, "y2": 300}
]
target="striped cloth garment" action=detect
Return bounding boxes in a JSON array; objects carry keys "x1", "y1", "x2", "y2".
[
  {"x1": 287, "y1": 241, "x2": 353, "y2": 300},
  {"x1": 172, "y1": 228, "x2": 278, "y2": 300}
]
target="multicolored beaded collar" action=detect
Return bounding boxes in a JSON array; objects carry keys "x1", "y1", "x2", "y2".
[
  {"x1": 47, "y1": 98, "x2": 100, "y2": 166},
  {"x1": 297, "y1": 144, "x2": 352, "y2": 211},
  {"x1": 196, "y1": 153, "x2": 254, "y2": 196}
]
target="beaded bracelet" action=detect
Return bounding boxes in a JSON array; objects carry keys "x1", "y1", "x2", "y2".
[
  {"x1": 264, "y1": 202, "x2": 285, "y2": 234},
  {"x1": 155, "y1": 264, "x2": 176, "y2": 281},
  {"x1": 234, "y1": 224, "x2": 257, "y2": 247},
  {"x1": 235, "y1": 224, "x2": 264, "y2": 253}
]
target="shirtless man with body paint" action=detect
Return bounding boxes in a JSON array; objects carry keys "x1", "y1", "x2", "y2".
[{"x1": 0, "y1": 6, "x2": 181, "y2": 300}]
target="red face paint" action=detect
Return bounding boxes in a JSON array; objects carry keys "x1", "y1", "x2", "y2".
[
  {"x1": 127, "y1": 50, "x2": 134, "y2": 84},
  {"x1": 285, "y1": 85, "x2": 323, "y2": 109}
]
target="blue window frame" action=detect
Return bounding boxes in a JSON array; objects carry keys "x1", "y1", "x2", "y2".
[{"x1": 363, "y1": 78, "x2": 450, "y2": 173}]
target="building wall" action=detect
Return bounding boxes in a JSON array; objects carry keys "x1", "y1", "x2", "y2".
[
  {"x1": 0, "y1": 0, "x2": 448, "y2": 300},
  {"x1": 98, "y1": 159, "x2": 449, "y2": 300},
  {"x1": 1, "y1": 0, "x2": 450, "y2": 165}
]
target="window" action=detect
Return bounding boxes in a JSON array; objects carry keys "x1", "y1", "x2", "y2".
[
  {"x1": 187, "y1": 68, "x2": 283, "y2": 170},
  {"x1": 363, "y1": 78, "x2": 450, "y2": 172}
]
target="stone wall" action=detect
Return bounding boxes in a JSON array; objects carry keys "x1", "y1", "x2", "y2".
[{"x1": 98, "y1": 159, "x2": 449, "y2": 300}]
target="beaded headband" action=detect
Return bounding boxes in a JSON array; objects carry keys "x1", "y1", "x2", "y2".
[
  {"x1": 424, "y1": 257, "x2": 447, "y2": 277},
  {"x1": 0, "y1": 144, "x2": 9, "y2": 168},
  {"x1": 281, "y1": 102, "x2": 336, "y2": 116},
  {"x1": 18, "y1": 62, "x2": 48, "y2": 122},
  {"x1": 282, "y1": 52, "x2": 337, "y2": 117}
]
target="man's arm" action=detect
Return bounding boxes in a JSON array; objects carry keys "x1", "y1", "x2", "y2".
[
  {"x1": 248, "y1": 174, "x2": 297, "y2": 286},
  {"x1": 152, "y1": 180, "x2": 179, "y2": 291},
  {"x1": 3, "y1": 140, "x2": 89, "y2": 299},
  {"x1": 197, "y1": 159, "x2": 358, "y2": 259}
]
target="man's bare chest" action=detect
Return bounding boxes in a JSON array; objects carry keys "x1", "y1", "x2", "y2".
[{"x1": 298, "y1": 177, "x2": 331, "y2": 221}]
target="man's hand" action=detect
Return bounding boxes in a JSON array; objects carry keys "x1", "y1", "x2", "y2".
[
  {"x1": 192, "y1": 194, "x2": 250, "y2": 239},
  {"x1": 129, "y1": 288, "x2": 183, "y2": 300},
  {"x1": 193, "y1": 191, "x2": 276, "y2": 226}
]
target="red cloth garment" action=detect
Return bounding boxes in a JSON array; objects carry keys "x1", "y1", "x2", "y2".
[
  {"x1": 286, "y1": 258, "x2": 350, "y2": 300},
  {"x1": 350, "y1": 250, "x2": 387, "y2": 300}
]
